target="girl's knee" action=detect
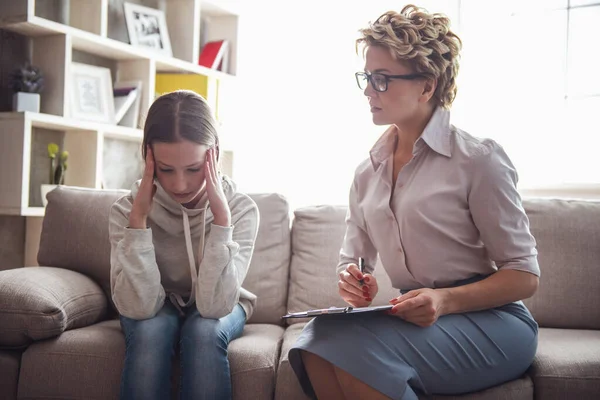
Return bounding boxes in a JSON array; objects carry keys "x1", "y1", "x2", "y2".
[
  {"x1": 120, "y1": 314, "x2": 179, "y2": 347},
  {"x1": 181, "y1": 316, "x2": 228, "y2": 349}
]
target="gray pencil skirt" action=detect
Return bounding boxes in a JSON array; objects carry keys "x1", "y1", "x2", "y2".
[{"x1": 288, "y1": 296, "x2": 538, "y2": 400}]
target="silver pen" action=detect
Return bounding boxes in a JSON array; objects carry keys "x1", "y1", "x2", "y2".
[{"x1": 358, "y1": 257, "x2": 365, "y2": 285}]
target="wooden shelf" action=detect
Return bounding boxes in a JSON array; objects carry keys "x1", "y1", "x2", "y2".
[
  {"x1": 0, "y1": 112, "x2": 142, "y2": 141},
  {"x1": 0, "y1": 15, "x2": 235, "y2": 80},
  {"x1": 23, "y1": 207, "x2": 45, "y2": 217},
  {"x1": 202, "y1": 0, "x2": 242, "y2": 17}
]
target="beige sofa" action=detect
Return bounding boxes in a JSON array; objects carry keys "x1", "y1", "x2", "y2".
[{"x1": 0, "y1": 186, "x2": 599, "y2": 400}]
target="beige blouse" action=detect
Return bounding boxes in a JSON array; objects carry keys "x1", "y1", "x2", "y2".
[{"x1": 338, "y1": 106, "x2": 540, "y2": 290}]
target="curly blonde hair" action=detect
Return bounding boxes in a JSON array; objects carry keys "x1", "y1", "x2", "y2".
[{"x1": 356, "y1": 4, "x2": 462, "y2": 109}]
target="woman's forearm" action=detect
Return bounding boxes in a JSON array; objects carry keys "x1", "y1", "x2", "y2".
[{"x1": 439, "y1": 269, "x2": 539, "y2": 315}]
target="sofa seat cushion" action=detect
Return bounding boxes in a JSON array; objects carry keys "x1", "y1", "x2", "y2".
[
  {"x1": 420, "y1": 376, "x2": 533, "y2": 399},
  {"x1": 17, "y1": 319, "x2": 284, "y2": 400},
  {"x1": 229, "y1": 324, "x2": 285, "y2": 399},
  {"x1": 529, "y1": 327, "x2": 600, "y2": 399},
  {"x1": 275, "y1": 324, "x2": 309, "y2": 400},
  {"x1": 0, "y1": 350, "x2": 20, "y2": 400},
  {"x1": 0, "y1": 267, "x2": 108, "y2": 348},
  {"x1": 276, "y1": 323, "x2": 534, "y2": 400},
  {"x1": 18, "y1": 319, "x2": 124, "y2": 399}
]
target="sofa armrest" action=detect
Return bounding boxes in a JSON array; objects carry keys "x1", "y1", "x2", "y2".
[{"x1": 0, "y1": 267, "x2": 108, "y2": 349}]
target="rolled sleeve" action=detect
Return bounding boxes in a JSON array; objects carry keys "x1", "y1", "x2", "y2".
[{"x1": 468, "y1": 142, "x2": 540, "y2": 277}]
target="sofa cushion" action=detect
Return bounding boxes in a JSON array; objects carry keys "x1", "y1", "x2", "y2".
[
  {"x1": 18, "y1": 319, "x2": 125, "y2": 400},
  {"x1": 229, "y1": 324, "x2": 285, "y2": 399},
  {"x1": 38, "y1": 186, "x2": 127, "y2": 309},
  {"x1": 286, "y1": 205, "x2": 399, "y2": 325},
  {"x1": 275, "y1": 324, "x2": 309, "y2": 400},
  {"x1": 420, "y1": 376, "x2": 533, "y2": 400},
  {"x1": 529, "y1": 327, "x2": 600, "y2": 399},
  {"x1": 241, "y1": 193, "x2": 291, "y2": 325},
  {"x1": 0, "y1": 350, "x2": 20, "y2": 400},
  {"x1": 275, "y1": 324, "x2": 533, "y2": 400},
  {"x1": 0, "y1": 267, "x2": 107, "y2": 348},
  {"x1": 522, "y1": 199, "x2": 600, "y2": 329},
  {"x1": 18, "y1": 319, "x2": 284, "y2": 400}
]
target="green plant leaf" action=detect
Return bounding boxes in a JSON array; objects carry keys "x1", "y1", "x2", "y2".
[{"x1": 47, "y1": 143, "x2": 59, "y2": 158}]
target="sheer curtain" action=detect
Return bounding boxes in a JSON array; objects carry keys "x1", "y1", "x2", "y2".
[{"x1": 225, "y1": 1, "x2": 599, "y2": 209}]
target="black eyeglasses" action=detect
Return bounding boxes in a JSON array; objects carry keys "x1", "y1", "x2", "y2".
[{"x1": 355, "y1": 71, "x2": 426, "y2": 92}]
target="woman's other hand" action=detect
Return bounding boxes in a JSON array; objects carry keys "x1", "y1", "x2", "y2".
[{"x1": 388, "y1": 288, "x2": 447, "y2": 327}]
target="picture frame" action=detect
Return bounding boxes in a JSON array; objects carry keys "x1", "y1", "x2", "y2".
[
  {"x1": 123, "y1": 2, "x2": 173, "y2": 57},
  {"x1": 69, "y1": 62, "x2": 116, "y2": 124}
]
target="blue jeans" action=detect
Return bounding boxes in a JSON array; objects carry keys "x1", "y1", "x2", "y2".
[{"x1": 119, "y1": 301, "x2": 246, "y2": 400}]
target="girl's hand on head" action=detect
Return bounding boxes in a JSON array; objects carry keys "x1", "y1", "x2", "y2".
[
  {"x1": 388, "y1": 288, "x2": 446, "y2": 327},
  {"x1": 338, "y1": 263, "x2": 379, "y2": 307},
  {"x1": 129, "y1": 146, "x2": 157, "y2": 228},
  {"x1": 205, "y1": 147, "x2": 231, "y2": 227}
]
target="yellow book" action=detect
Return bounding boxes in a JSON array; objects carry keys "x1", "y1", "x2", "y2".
[{"x1": 155, "y1": 73, "x2": 220, "y2": 119}]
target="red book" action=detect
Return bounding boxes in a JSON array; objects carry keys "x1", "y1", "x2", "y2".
[{"x1": 198, "y1": 40, "x2": 229, "y2": 70}]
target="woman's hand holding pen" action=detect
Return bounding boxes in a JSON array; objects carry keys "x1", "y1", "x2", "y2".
[
  {"x1": 338, "y1": 263, "x2": 379, "y2": 307},
  {"x1": 129, "y1": 146, "x2": 157, "y2": 229},
  {"x1": 388, "y1": 288, "x2": 447, "y2": 327}
]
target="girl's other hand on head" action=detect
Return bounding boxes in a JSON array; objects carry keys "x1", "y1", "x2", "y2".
[{"x1": 129, "y1": 146, "x2": 157, "y2": 228}]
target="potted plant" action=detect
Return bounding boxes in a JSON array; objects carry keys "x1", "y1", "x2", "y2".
[
  {"x1": 41, "y1": 143, "x2": 68, "y2": 207},
  {"x1": 9, "y1": 62, "x2": 44, "y2": 113}
]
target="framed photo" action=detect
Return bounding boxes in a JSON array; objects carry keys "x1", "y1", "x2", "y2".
[
  {"x1": 123, "y1": 2, "x2": 172, "y2": 57},
  {"x1": 69, "y1": 62, "x2": 116, "y2": 124}
]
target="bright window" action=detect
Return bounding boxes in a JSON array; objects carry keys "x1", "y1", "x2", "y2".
[{"x1": 228, "y1": 1, "x2": 600, "y2": 208}]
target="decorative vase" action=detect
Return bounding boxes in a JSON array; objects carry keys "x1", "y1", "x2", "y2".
[
  {"x1": 13, "y1": 92, "x2": 40, "y2": 113},
  {"x1": 41, "y1": 184, "x2": 58, "y2": 207}
]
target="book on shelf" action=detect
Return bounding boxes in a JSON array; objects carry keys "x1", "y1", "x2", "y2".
[
  {"x1": 155, "y1": 73, "x2": 219, "y2": 119},
  {"x1": 198, "y1": 40, "x2": 230, "y2": 73},
  {"x1": 113, "y1": 88, "x2": 138, "y2": 124},
  {"x1": 113, "y1": 80, "x2": 143, "y2": 129}
]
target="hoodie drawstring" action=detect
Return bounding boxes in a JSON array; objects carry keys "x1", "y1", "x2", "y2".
[{"x1": 169, "y1": 206, "x2": 207, "y2": 315}]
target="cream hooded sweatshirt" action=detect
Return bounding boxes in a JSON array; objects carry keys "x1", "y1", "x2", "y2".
[{"x1": 108, "y1": 175, "x2": 259, "y2": 320}]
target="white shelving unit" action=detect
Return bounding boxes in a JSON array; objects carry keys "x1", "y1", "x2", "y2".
[
  {"x1": 0, "y1": 0, "x2": 241, "y2": 266},
  {"x1": 0, "y1": 0, "x2": 241, "y2": 218}
]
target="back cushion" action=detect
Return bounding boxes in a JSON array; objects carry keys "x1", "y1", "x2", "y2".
[
  {"x1": 242, "y1": 193, "x2": 291, "y2": 324},
  {"x1": 38, "y1": 186, "x2": 291, "y2": 323},
  {"x1": 38, "y1": 186, "x2": 126, "y2": 309},
  {"x1": 286, "y1": 205, "x2": 399, "y2": 325},
  {"x1": 522, "y1": 198, "x2": 600, "y2": 329}
]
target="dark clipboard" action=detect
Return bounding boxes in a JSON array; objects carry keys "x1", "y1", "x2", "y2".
[{"x1": 282, "y1": 305, "x2": 393, "y2": 319}]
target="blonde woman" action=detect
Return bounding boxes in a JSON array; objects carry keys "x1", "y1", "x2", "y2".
[{"x1": 289, "y1": 5, "x2": 539, "y2": 400}]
